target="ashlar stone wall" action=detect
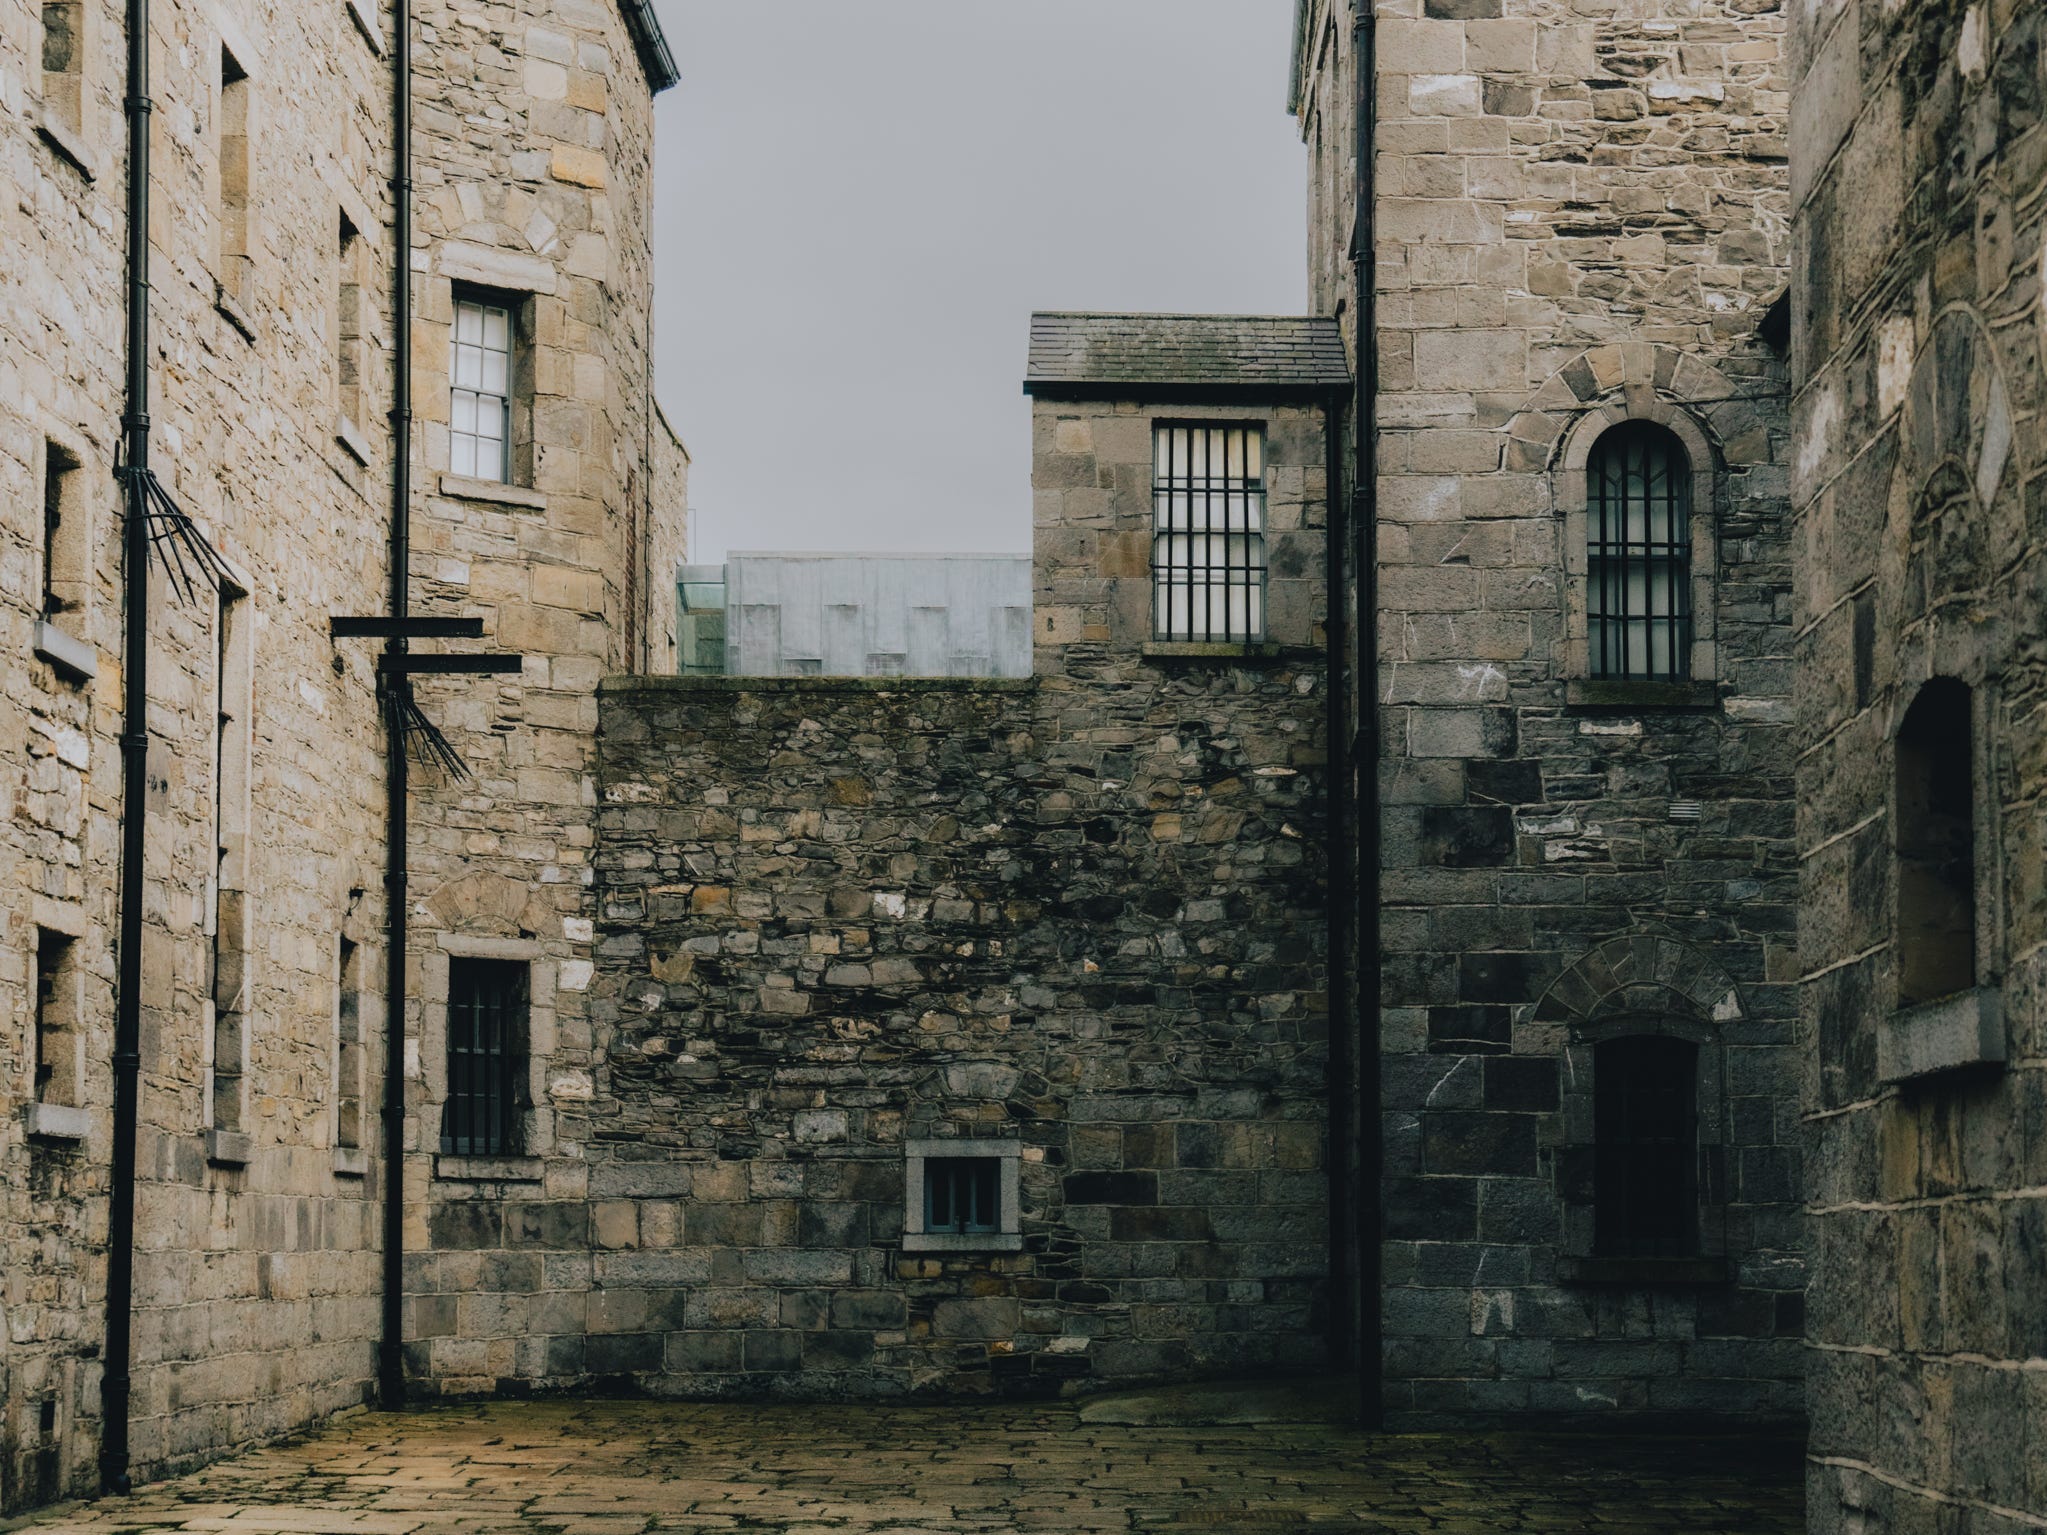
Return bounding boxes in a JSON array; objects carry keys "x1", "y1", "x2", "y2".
[
  {"x1": 0, "y1": 0, "x2": 396, "y2": 1503},
  {"x1": 1297, "y1": 0, "x2": 1806, "y2": 1426},
  {"x1": 1793, "y1": 0, "x2": 2047, "y2": 1526}
]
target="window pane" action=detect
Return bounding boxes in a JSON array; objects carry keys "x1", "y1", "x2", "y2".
[{"x1": 1586, "y1": 423, "x2": 1691, "y2": 681}]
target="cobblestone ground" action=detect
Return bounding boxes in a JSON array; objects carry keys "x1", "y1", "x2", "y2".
[{"x1": 21, "y1": 1401, "x2": 1803, "y2": 1535}]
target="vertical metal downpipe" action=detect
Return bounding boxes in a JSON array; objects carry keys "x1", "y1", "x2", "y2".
[
  {"x1": 102, "y1": 0, "x2": 152, "y2": 1494},
  {"x1": 1350, "y1": 0, "x2": 1384, "y2": 1432},
  {"x1": 1322, "y1": 386, "x2": 1352, "y2": 1377},
  {"x1": 378, "y1": 0, "x2": 413, "y2": 1411}
]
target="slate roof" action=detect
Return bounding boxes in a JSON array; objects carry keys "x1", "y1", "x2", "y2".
[
  {"x1": 620, "y1": 0, "x2": 680, "y2": 94},
  {"x1": 1024, "y1": 313, "x2": 1352, "y2": 396}
]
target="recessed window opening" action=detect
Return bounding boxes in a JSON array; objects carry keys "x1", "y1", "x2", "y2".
[
  {"x1": 450, "y1": 292, "x2": 513, "y2": 482},
  {"x1": 42, "y1": 442, "x2": 78, "y2": 620},
  {"x1": 41, "y1": 2, "x2": 85, "y2": 136},
  {"x1": 1593, "y1": 1034, "x2": 1698, "y2": 1258},
  {"x1": 335, "y1": 934, "x2": 364, "y2": 1151},
  {"x1": 34, "y1": 929, "x2": 79, "y2": 1108},
  {"x1": 1587, "y1": 422, "x2": 1692, "y2": 681},
  {"x1": 925, "y1": 1156, "x2": 1001, "y2": 1236},
  {"x1": 337, "y1": 213, "x2": 365, "y2": 427},
  {"x1": 1896, "y1": 678, "x2": 1976, "y2": 1006},
  {"x1": 209, "y1": 588, "x2": 253, "y2": 1138},
  {"x1": 217, "y1": 48, "x2": 252, "y2": 305},
  {"x1": 1153, "y1": 423, "x2": 1267, "y2": 643},
  {"x1": 443, "y1": 957, "x2": 527, "y2": 1156}
]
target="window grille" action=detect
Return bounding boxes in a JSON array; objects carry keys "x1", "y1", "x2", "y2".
[
  {"x1": 924, "y1": 1157, "x2": 1001, "y2": 1235},
  {"x1": 1593, "y1": 1034, "x2": 1698, "y2": 1258},
  {"x1": 451, "y1": 297, "x2": 512, "y2": 482},
  {"x1": 1587, "y1": 423, "x2": 1692, "y2": 680},
  {"x1": 443, "y1": 957, "x2": 526, "y2": 1156},
  {"x1": 1153, "y1": 423, "x2": 1267, "y2": 642}
]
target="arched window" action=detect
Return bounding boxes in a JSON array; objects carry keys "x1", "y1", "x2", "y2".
[
  {"x1": 1896, "y1": 678, "x2": 1975, "y2": 1005},
  {"x1": 1593, "y1": 1034, "x2": 1699, "y2": 1258},
  {"x1": 1586, "y1": 423, "x2": 1693, "y2": 681}
]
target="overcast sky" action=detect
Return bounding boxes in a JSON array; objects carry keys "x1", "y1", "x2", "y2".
[{"x1": 648, "y1": 0, "x2": 1309, "y2": 563}]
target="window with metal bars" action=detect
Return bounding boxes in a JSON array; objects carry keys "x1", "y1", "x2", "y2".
[
  {"x1": 451, "y1": 293, "x2": 513, "y2": 482},
  {"x1": 442, "y1": 957, "x2": 527, "y2": 1156},
  {"x1": 1593, "y1": 1034, "x2": 1699, "y2": 1258},
  {"x1": 1586, "y1": 422, "x2": 1693, "y2": 681},
  {"x1": 924, "y1": 1157, "x2": 1001, "y2": 1236},
  {"x1": 1153, "y1": 423, "x2": 1267, "y2": 642}
]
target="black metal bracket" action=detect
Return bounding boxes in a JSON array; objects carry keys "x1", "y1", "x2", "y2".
[
  {"x1": 331, "y1": 616, "x2": 486, "y2": 640},
  {"x1": 378, "y1": 654, "x2": 525, "y2": 676}
]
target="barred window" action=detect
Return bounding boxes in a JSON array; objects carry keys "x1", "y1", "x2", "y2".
[
  {"x1": 924, "y1": 1157, "x2": 1001, "y2": 1236},
  {"x1": 1587, "y1": 423, "x2": 1692, "y2": 681},
  {"x1": 1153, "y1": 423, "x2": 1266, "y2": 643},
  {"x1": 451, "y1": 295, "x2": 513, "y2": 483},
  {"x1": 1593, "y1": 1034, "x2": 1698, "y2": 1258},
  {"x1": 442, "y1": 957, "x2": 526, "y2": 1156}
]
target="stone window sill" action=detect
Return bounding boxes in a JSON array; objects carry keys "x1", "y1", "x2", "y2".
[
  {"x1": 34, "y1": 619, "x2": 97, "y2": 682},
  {"x1": 1877, "y1": 985, "x2": 2004, "y2": 1085},
  {"x1": 37, "y1": 111, "x2": 98, "y2": 180},
  {"x1": 435, "y1": 1153, "x2": 544, "y2": 1184},
  {"x1": 206, "y1": 1129, "x2": 254, "y2": 1168},
  {"x1": 26, "y1": 1102, "x2": 90, "y2": 1142},
  {"x1": 1558, "y1": 1255, "x2": 1731, "y2": 1286},
  {"x1": 901, "y1": 1231, "x2": 1025, "y2": 1254},
  {"x1": 439, "y1": 473, "x2": 546, "y2": 511},
  {"x1": 1142, "y1": 641, "x2": 1299, "y2": 663},
  {"x1": 1564, "y1": 679, "x2": 1718, "y2": 711},
  {"x1": 336, "y1": 415, "x2": 372, "y2": 466},
  {"x1": 345, "y1": 0, "x2": 384, "y2": 52},
  {"x1": 333, "y1": 1146, "x2": 370, "y2": 1179}
]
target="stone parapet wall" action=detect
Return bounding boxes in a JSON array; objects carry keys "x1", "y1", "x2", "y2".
[{"x1": 396, "y1": 670, "x2": 1329, "y2": 1399}]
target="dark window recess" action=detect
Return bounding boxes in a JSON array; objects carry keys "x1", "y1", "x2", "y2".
[
  {"x1": 1593, "y1": 1034, "x2": 1699, "y2": 1258},
  {"x1": 1587, "y1": 422, "x2": 1692, "y2": 682},
  {"x1": 924, "y1": 1157, "x2": 1000, "y2": 1235},
  {"x1": 1152, "y1": 422, "x2": 1267, "y2": 643},
  {"x1": 1896, "y1": 678, "x2": 1975, "y2": 1005},
  {"x1": 442, "y1": 957, "x2": 527, "y2": 1156},
  {"x1": 35, "y1": 928, "x2": 72, "y2": 1102},
  {"x1": 42, "y1": 443, "x2": 77, "y2": 618}
]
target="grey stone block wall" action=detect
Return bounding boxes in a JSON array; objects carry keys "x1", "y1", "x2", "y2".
[
  {"x1": 507, "y1": 665, "x2": 1329, "y2": 1400},
  {"x1": 1296, "y1": 0, "x2": 1804, "y2": 1428},
  {"x1": 1792, "y1": 0, "x2": 2047, "y2": 1526}
]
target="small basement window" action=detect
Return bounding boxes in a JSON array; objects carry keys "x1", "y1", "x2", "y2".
[
  {"x1": 903, "y1": 1139, "x2": 1021, "y2": 1252},
  {"x1": 442, "y1": 957, "x2": 528, "y2": 1156},
  {"x1": 1593, "y1": 1034, "x2": 1699, "y2": 1259},
  {"x1": 1896, "y1": 678, "x2": 1976, "y2": 1006},
  {"x1": 926, "y1": 1157, "x2": 1000, "y2": 1235}
]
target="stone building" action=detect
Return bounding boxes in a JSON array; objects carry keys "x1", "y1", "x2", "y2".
[
  {"x1": 396, "y1": 314, "x2": 1341, "y2": 1399},
  {"x1": 0, "y1": 0, "x2": 681, "y2": 1506},
  {"x1": 1792, "y1": 0, "x2": 2047, "y2": 1528},
  {"x1": 1293, "y1": 0, "x2": 1807, "y2": 1425}
]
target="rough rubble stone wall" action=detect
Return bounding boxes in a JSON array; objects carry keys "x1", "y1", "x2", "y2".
[
  {"x1": 0, "y1": 0, "x2": 395, "y2": 1502},
  {"x1": 1299, "y1": 0, "x2": 1806, "y2": 1425},
  {"x1": 399, "y1": 0, "x2": 682, "y2": 1397},
  {"x1": 575, "y1": 667, "x2": 1328, "y2": 1398},
  {"x1": 1792, "y1": 0, "x2": 2047, "y2": 1527}
]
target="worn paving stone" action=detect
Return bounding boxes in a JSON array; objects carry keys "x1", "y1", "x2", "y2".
[{"x1": 14, "y1": 1400, "x2": 1801, "y2": 1534}]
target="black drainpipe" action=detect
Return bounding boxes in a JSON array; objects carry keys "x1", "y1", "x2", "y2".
[
  {"x1": 102, "y1": 0, "x2": 153, "y2": 1494},
  {"x1": 1322, "y1": 382, "x2": 1352, "y2": 1379},
  {"x1": 1350, "y1": 0, "x2": 1383, "y2": 1432},
  {"x1": 378, "y1": 0, "x2": 414, "y2": 1411}
]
